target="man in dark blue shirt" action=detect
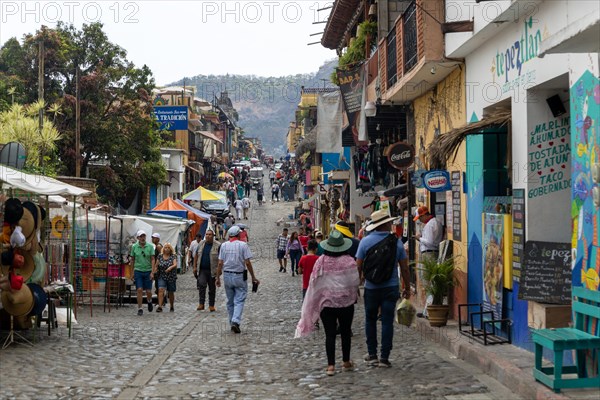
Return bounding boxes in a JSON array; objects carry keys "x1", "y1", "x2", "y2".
[
  {"x1": 356, "y1": 210, "x2": 411, "y2": 368},
  {"x1": 193, "y1": 230, "x2": 221, "y2": 312}
]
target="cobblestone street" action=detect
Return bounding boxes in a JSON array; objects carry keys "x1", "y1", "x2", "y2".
[{"x1": 0, "y1": 199, "x2": 521, "y2": 400}]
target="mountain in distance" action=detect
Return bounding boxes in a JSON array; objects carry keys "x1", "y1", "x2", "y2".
[{"x1": 172, "y1": 59, "x2": 337, "y2": 156}]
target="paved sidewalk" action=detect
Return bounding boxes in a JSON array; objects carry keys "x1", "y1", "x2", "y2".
[{"x1": 413, "y1": 317, "x2": 600, "y2": 400}]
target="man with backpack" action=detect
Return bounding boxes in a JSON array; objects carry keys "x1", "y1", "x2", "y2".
[{"x1": 356, "y1": 209, "x2": 411, "y2": 368}]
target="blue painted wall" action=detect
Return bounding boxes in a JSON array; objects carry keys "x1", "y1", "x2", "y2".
[{"x1": 466, "y1": 135, "x2": 484, "y2": 309}]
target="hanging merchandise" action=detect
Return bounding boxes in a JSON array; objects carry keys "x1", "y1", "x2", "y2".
[{"x1": 51, "y1": 215, "x2": 69, "y2": 239}]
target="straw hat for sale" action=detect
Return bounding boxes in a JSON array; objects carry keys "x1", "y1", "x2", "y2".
[
  {"x1": 1, "y1": 249, "x2": 35, "y2": 282},
  {"x1": 0, "y1": 284, "x2": 34, "y2": 317}
]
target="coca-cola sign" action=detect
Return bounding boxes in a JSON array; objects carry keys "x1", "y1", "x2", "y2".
[{"x1": 386, "y1": 142, "x2": 414, "y2": 170}]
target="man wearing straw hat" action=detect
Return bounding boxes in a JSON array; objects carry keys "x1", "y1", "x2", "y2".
[
  {"x1": 130, "y1": 230, "x2": 156, "y2": 316},
  {"x1": 356, "y1": 209, "x2": 411, "y2": 368}
]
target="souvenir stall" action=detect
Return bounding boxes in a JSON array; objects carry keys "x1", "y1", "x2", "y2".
[{"x1": 0, "y1": 165, "x2": 90, "y2": 342}]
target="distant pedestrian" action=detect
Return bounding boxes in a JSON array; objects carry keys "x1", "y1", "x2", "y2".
[
  {"x1": 234, "y1": 198, "x2": 244, "y2": 220},
  {"x1": 356, "y1": 209, "x2": 411, "y2": 368},
  {"x1": 224, "y1": 213, "x2": 235, "y2": 232},
  {"x1": 298, "y1": 227, "x2": 309, "y2": 253},
  {"x1": 187, "y1": 232, "x2": 202, "y2": 272},
  {"x1": 130, "y1": 230, "x2": 156, "y2": 316},
  {"x1": 256, "y1": 185, "x2": 264, "y2": 206},
  {"x1": 271, "y1": 182, "x2": 280, "y2": 203},
  {"x1": 237, "y1": 182, "x2": 244, "y2": 200},
  {"x1": 298, "y1": 239, "x2": 319, "y2": 299},
  {"x1": 194, "y1": 230, "x2": 221, "y2": 312},
  {"x1": 156, "y1": 243, "x2": 177, "y2": 312},
  {"x1": 282, "y1": 180, "x2": 290, "y2": 201},
  {"x1": 238, "y1": 226, "x2": 249, "y2": 242},
  {"x1": 286, "y1": 231, "x2": 303, "y2": 277},
  {"x1": 276, "y1": 228, "x2": 288, "y2": 272},
  {"x1": 295, "y1": 231, "x2": 359, "y2": 376},
  {"x1": 242, "y1": 197, "x2": 251, "y2": 220},
  {"x1": 244, "y1": 180, "x2": 251, "y2": 197},
  {"x1": 151, "y1": 232, "x2": 163, "y2": 305},
  {"x1": 269, "y1": 169, "x2": 276, "y2": 185},
  {"x1": 216, "y1": 226, "x2": 260, "y2": 334}
]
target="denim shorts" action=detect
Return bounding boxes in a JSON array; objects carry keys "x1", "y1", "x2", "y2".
[
  {"x1": 134, "y1": 270, "x2": 153, "y2": 290},
  {"x1": 277, "y1": 249, "x2": 286, "y2": 260},
  {"x1": 157, "y1": 277, "x2": 176, "y2": 292}
]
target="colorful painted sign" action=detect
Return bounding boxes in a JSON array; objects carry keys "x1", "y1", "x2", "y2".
[
  {"x1": 423, "y1": 170, "x2": 451, "y2": 192},
  {"x1": 154, "y1": 106, "x2": 188, "y2": 130},
  {"x1": 527, "y1": 116, "x2": 571, "y2": 198},
  {"x1": 482, "y1": 213, "x2": 505, "y2": 319},
  {"x1": 571, "y1": 70, "x2": 600, "y2": 292},
  {"x1": 386, "y1": 142, "x2": 414, "y2": 170}
]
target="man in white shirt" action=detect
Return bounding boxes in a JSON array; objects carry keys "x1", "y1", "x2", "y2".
[
  {"x1": 413, "y1": 206, "x2": 443, "y2": 258},
  {"x1": 241, "y1": 197, "x2": 251, "y2": 220},
  {"x1": 216, "y1": 226, "x2": 259, "y2": 333},
  {"x1": 413, "y1": 206, "x2": 444, "y2": 317},
  {"x1": 234, "y1": 198, "x2": 244, "y2": 220}
]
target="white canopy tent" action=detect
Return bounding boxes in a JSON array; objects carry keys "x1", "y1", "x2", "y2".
[{"x1": 0, "y1": 165, "x2": 91, "y2": 197}]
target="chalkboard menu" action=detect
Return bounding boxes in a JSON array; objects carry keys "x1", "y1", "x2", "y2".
[
  {"x1": 512, "y1": 189, "x2": 525, "y2": 279},
  {"x1": 451, "y1": 171, "x2": 462, "y2": 241},
  {"x1": 518, "y1": 241, "x2": 572, "y2": 304}
]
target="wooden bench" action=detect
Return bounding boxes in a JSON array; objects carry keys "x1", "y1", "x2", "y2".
[{"x1": 532, "y1": 286, "x2": 600, "y2": 392}]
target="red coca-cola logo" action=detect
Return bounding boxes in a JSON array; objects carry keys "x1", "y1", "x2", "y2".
[{"x1": 386, "y1": 142, "x2": 414, "y2": 170}]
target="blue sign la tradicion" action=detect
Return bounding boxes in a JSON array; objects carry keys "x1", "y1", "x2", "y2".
[{"x1": 154, "y1": 106, "x2": 188, "y2": 130}]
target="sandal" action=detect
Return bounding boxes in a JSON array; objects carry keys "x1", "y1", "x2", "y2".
[
  {"x1": 156, "y1": 307, "x2": 163, "y2": 313},
  {"x1": 342, "y1": 361, "x2": 354, "y2": 372},
  {"x1": 325, "y1": 366, "x2": 336, "y2": 376}
]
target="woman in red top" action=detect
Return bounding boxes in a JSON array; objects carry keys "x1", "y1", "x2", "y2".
[
  {"x1": 298, "y1": 227, "x2": 309, "y2": 253},
  {"x1": 298, "y1": 240, "x2": 320, "y2": 299}
]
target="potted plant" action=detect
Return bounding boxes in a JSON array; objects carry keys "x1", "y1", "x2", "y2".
[{"x1": 415, "y1": 257, "x2": 460, "y2": 327}]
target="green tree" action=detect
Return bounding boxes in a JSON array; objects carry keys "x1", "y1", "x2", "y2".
[
  {"x1": 0, "y1": 103, "x2": 61, "y2": 174},
  {"x1": 1, "y1": 23, "x2": 167, "y2": 205}
]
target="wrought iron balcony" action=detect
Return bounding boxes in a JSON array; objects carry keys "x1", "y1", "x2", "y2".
[{"x1": 378, "y1": 0, "x2": 459, "y2": 103}]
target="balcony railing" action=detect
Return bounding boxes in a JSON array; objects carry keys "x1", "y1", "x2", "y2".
[
  {"x1": 386, "y1": 27, "x2": 397, "y2": 89},
  {"x1": 378, "y1": 0, "x2": 446, "y2": 98},
  {"x1": 403, "y1": 1, "x2": 418, "y2": 73}
]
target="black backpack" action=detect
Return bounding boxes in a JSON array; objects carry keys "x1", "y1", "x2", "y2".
[{"x1": 362, "y1": 234, "x2": 398, "y2": 284}]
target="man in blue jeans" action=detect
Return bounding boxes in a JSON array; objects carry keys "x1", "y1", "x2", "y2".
[
  {"x1": 216, "y1": 226, "x2": 260, "y2": 333},
  {"x1": 356, "y1": 210, "x2": 411, "y2": 368}
]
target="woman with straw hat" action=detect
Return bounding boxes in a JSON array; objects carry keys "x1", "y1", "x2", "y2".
[{"x1": 295, "y1": 231, "x2": 360, "y2": 376}]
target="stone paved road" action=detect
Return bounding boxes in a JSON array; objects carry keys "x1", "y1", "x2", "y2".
[{"x1": 0, "y1": 198, "x2": 521, "y2": 400}]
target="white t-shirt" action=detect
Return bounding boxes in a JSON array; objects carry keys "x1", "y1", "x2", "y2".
[
  {"x1": 269, "y1": 170, "x2": 276, "y2": 179},
  {"x1": 234, "y1": 199, "x2": 244, "y2": 209},
  {"x1": 242, "y1": 198, "x2": 250, "y2": 208},
  {"x1": 419, "y1": 217, "x2": 443, "y2": 252}
]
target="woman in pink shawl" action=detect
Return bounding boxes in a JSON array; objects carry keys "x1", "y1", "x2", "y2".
[{"x1": 295, "y1": 230, "x2": 360, "y2": 376}]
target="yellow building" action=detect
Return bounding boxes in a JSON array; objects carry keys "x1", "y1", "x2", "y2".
[{"x1": 412, "y1": 67, "x2": 468, "y2": 308}]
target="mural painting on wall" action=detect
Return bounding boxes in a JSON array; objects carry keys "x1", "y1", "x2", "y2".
[
  {"x1": 482, "y1": 213, "x2": 505, "y2": 319},
  {"x1": 527, "y1": 115, "x2": 571, "y2": 199},
  {"x1": 571, "y1": 70, "x2": 600, "y2": 291}
]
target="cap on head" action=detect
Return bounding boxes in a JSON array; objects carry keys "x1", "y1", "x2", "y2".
[
  {"x1": 228, "y1": 226, "x2": 241, "y2": 237},
  {"x1": 413, "y1": 206, "x2": 430, "y2": 221},
  {"x1": 136, "y1": 230, "x2": 146, "y2": 238},
  {"x1": 151, "y1": 232, "x2": 160, "y2": 239}
]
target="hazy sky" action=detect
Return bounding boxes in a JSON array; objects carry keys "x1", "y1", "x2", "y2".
[{"x1": 0, "y1": 1, "x2": 337, "y2": 85}]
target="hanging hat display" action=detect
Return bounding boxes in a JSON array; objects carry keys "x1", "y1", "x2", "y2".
[{"x1": 0, "y1": 284, "x2": 35, "y2": 317}]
